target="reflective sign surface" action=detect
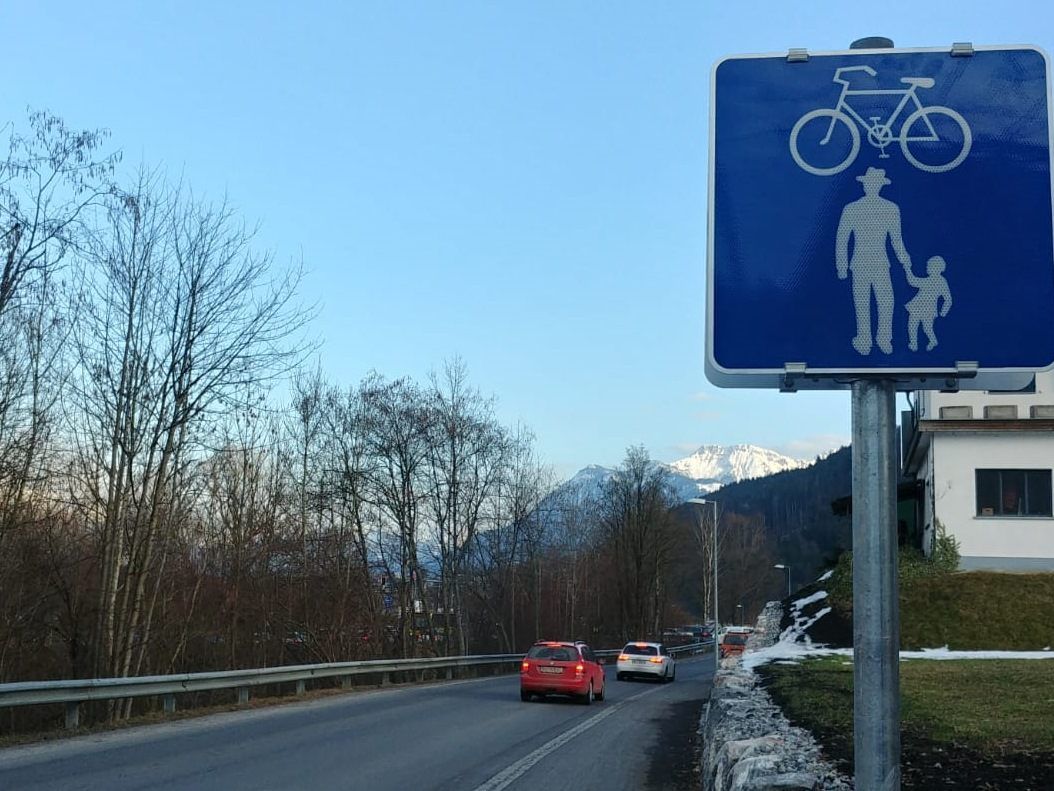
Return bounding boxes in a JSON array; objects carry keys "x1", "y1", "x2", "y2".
[{"x1": 707, "y1": 46, "x2": 1054, "y2": 385}]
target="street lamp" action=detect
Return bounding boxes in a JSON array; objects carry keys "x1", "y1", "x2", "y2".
[
  {"x1": 773, "y1": 563, "x2": 792, "y2": 598},
  {"x1": 688, "y1": 498, "x2": 719, "y2": 672},
  {"x1": 736, "y1": 603, "x2": 743, "y2": 626}
]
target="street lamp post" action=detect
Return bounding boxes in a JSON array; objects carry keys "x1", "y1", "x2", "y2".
[
  {"x1": 773, "y1": 563, "x2": 791, "y2": 598},
  {"x1": 736, "y1": 603, "x2": 743, "y2": 626},
  {"x1": 688, "y1": 498, "x2": 719, "y2": 672}
]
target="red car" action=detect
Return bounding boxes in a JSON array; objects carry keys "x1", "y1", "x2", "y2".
[
  {"x1": 520, "y1": 640, "x2": 606, "y2": 704},
  {"x1": 719, "y1": 631, "x2": 748, "y2": 659}
]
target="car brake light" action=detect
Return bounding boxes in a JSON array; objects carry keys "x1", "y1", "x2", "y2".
[
  {"x1": 575, "y1": 663, "x2": 585, "y2": 674},
  {"x1": 649, "y1": 656, "x2": 663, "y2": 664},
  {"x1": 618, "y1": 654, "x2": 629, "y2": 661},
  {"x1": 521, "y1": 661, "x2": 529, "y2": 672}
]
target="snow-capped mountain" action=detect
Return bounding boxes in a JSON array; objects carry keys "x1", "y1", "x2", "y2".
[
  {"x1": 668, "y1": 444, "x2": 810, "y2": 488},
  {"x1": 563, "y1": 444, "x2": 810, "y2": 502}
]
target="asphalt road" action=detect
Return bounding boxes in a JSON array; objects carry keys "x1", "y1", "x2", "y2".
[{"x1": 0, "y1": 655, "x2": 716, "y2": 791}]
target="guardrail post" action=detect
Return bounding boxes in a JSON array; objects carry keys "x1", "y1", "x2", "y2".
[
  {"x1": 380, "y1": 672, "x2": 390, "y2": 686},
  {"x1": 64, "y1": 701, "x2": 79, "y2": 730},
  {"x1": 296, "y1": 680, "x2": 306, "y2": 695},
  {"x1": 341, "y1": 675, "x2": 352, "y2": 689},
  {"x1": 237, "y1": 687, "x2": 249, "y2": 704},
  {"x1": 163, "y1": 694, "x2": 176, "y2": 714},
  {"x1": 445, "y1": 667, "x2": 453, "y2": 680}
]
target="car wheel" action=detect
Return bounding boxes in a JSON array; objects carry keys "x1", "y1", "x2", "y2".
[
  {"x1": 616, "y1": 672, "x2": 625, "y2": 681},
  {"x1": 580, "y1": 681, "x2": 593, "y2": 705},
  {"x1": 595, "y1": 680, "x2": 605, "y2": 701},
  {"x1": 520, "y1": 690, "x2": 531, "y2": 702}
]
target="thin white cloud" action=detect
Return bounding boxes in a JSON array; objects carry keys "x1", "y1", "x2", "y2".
[{"x1": 689, "y1": 391, "x2": 718, "y2": 402}]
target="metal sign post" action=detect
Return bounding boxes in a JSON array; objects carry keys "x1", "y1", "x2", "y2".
[{"x1": 852, "y1": 378, "x2": 900, "y2": 788}]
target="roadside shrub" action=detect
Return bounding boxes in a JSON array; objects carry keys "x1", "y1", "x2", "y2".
[
  {"x1": 930, "y1": 519, "x2": 961, "y2": 573},
  {"x1": 827, "y1": 520, "x2": 961, "y2": 613}
]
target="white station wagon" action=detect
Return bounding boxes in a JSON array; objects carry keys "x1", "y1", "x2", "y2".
[{"x1": 616, "y1": 641, "x2": 675, "y2": 682}]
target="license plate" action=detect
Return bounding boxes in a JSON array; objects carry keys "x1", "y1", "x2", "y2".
[
  {"x1": 633, "y1": 659, "x2": 647, "y2": 664},
  {"x1": 539, "y1": 666, "x2": 564, "y2": 674}
]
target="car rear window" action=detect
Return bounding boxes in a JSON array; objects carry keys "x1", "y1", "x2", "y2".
[
  {"x1": 723, "y1": 634, "x2": 747, "y2": 645},
  {"x1": 622, "y1": 644, "x2": 658, "y2": 656},
  {"x1": 527, "y1": 645, "x2": 578, "y2": 661}
]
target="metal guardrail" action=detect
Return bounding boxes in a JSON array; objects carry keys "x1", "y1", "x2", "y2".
[
  {"x1": 0, "y1": 640, "x2": 713, "y2": 730},
  {"x1": 595, "y1": 640, "x2": 711, "y2": 660}
]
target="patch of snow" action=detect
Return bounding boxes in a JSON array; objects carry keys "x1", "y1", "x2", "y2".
[
  {"x1": 816, "y1": 569, "x2": 834, "y2": 582},
  {"x1": 776, "y1": 606, "x2": 833, "y2": 647},
  {"x1": 743, "y1": 641, "x2": 851, "y2": 670},
  {"x1": 791, "y1": 591, "x2": 829, "y2": 610},
  {"x1": 900, "y1": 647, "x2": 1054, "y2": 661},
  {"x1": 744, "y1": 640, "x2": 1054, "y2": 670}
]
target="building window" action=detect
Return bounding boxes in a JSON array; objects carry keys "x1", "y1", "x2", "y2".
[
  {"x1": 983, "y1": 405, "x2": 1017, "y2": 419},
  {"x1": 976, "y1": 469, "x2": 1053, "y2": 517}
]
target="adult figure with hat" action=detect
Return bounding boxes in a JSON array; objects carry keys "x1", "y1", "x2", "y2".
[{"x1": 835, "y1": 166, "x2": 911, "y2": 355}]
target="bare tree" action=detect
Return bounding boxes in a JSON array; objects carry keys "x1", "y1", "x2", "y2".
[
  {"x1": 68, "y1": 171, "x2": 310, "y2": 702},
  {"x1": 466, "y1": 427, "x2": 552, "y2": 650},
  {"x1": 0, "y1": 111, "x2": 119, "y2": 320},
  {"x1": 360, "y1": 374, "x2": 431, "y2": 657},
  {"x1": 203, "y1": 395, "x2": 283, "y2": 668},
  {"x1": 598, "y1": 446, "x2": 676, "y2": 641},
  {"x1": 423, "y1": 359, "x2": 507, "y2": 654},
  {"x1": 318, "y1": 381, "x2": 383, "y2": 656}
]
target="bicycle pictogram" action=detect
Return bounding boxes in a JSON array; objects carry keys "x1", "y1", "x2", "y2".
[{"x1": 789, "y1": 65, "x2": 972, "y2": 176}]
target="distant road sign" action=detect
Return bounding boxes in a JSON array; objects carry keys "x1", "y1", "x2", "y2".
[{"x1": 706, "y1": 45, "x2": 1054, "y2": 389}]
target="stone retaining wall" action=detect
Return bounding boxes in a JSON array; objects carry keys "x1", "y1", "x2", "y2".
[{"x1": 697, "y1": 602, "x2": 852, "y2": 790}]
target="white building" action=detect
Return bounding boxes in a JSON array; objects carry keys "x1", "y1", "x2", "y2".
[{"x1": 901, "y1": 370, "x2": 1054, "y2": 571}]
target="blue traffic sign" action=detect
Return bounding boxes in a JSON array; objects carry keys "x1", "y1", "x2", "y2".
[{"x1": 706, "y1": 45, "x2": 1054, "y2": 388}]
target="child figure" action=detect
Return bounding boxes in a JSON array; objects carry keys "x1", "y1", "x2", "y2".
[{"x1": 904, "y1": 255, "x2": 952, "y2": 351}]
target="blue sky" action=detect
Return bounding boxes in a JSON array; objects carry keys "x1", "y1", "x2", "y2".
[{"x1": 4, "y1": 1, "x2": 1049, "y2": 476}]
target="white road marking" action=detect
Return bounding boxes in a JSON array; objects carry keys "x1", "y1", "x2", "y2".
[{"x1": 472, "y1": 685, "x2": 664, "y2": 791}]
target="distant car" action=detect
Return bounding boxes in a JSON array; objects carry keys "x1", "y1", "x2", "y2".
[
  {"x1": 719, "y1": 631, "x2": 748, "y2": 659},
  {"x1": 616, "y1": 642, "x2": 676, "y2": 682},
  {"x1": 520, "y1": 641, "x2": 606, "y2": 704}
]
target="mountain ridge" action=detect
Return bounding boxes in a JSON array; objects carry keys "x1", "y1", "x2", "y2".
[{"x1": 564, "y1": 443, "x2": 811, "y2": 501}]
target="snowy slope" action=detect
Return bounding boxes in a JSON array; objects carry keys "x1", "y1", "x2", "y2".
[{"x1": 668, "y1": 444, "x2": 809, "y2": 484}]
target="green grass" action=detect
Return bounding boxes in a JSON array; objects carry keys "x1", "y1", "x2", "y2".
[
  {"x1": 900, "y1": 572, "x2": 1054, "y2": 650},
  {"x1": 760, "y1": 656, "x2": 1054, "y2": 756},
  {"x1": 826, "y1": 565, "x2": 1054, "y2": 651}
]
